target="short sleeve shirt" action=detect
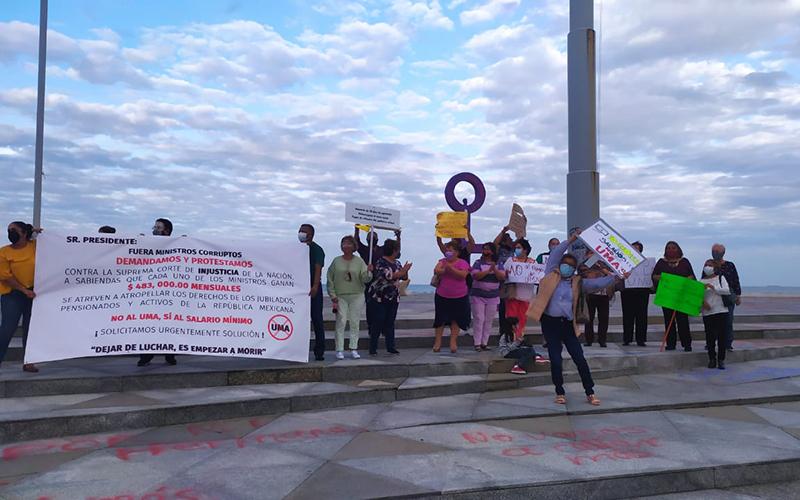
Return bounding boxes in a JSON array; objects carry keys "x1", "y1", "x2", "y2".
[
  {"x1": 308, "y1": 242, "x2": 325, "y2": 284},
  {"x1": 368, "y1": 257, "x2": 403, "y2": 303},
  {"x1": 435, "y1": 258, "x2": 470, "y2": 299}
]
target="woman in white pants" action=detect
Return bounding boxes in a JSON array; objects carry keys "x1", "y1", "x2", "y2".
[{"x1": 327, "y1": 235, "x2": 372, "y2": 360}]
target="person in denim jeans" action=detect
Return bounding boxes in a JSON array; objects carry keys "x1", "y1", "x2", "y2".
[
  {"x1": 711, "y1": 244, "x2": 741, "y2": 351},
  {"x1": 0, "y1": 221, "x2": 40, "y2": 372}
]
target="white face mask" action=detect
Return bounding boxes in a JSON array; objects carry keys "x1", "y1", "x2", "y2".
[
  {"x1": 298, "y1": 232, "x2": 308, "y2": 243},
  {"x1": 704, "y1": 266, "x2": 715, "y2": 276}
]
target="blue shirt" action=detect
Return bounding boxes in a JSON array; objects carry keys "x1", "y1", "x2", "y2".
[{"x1": 543, "y1": 240, "x2": 617, "y2": 319}]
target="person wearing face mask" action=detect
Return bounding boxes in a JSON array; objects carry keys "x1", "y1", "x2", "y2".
[
  {"x1": 493, "y1": 227, "x2": 516, "y2": 336},
  {"x1": 503, "y1": 239, "x2": 536, "y2": 342},
  {"x1": 652, "y1": 241, "x2": 696, "y2": 352},
  {"x1": 367, "y1": 239, "x2": 411, "y2": 355},
  {"x1": 470, "y1": 242, "x2": 506, "y2": 351},
  {"x1": 0, "y1": 222, "x2": 41, "y2": 372},
  {"x1": 527, "y1": 230, "x2": 628, "y2": 406},
  {"x1": 297, "y1": 224, "x2": 327, "y2": 361},
  {"x1": 138, "y1": 218, "x2": 178, "y2": 367},
  {"x1": 327, "y1": 236, "x2": 372, "y2": 360},
  {"x1": 699, "y1": 260, "x2": 731, "y2": 369},
  {"x1": 432, "y1": 241, "x2": 471, "y2": 353},
  {"x1": 536, "y1": 238, "x2": 560, "y2": 264},
  {"x1": 711, "y1": 243, "x2": 741, "y2": 351}
]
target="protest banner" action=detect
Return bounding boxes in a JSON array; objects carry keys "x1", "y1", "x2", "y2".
[
  {"x1": 653, "y1": 273, "x2": 705, "y2": 317},
  {"x1": 24, "y1": 232, "x2": 310, "y2": 364},
  {"x1": 505, "y1": 261, "x2": 546, "y2": 284},
  {"x1": 507, "y1": 203, "x2": 527, "y2": 238},
  {"x1": 345, "y1": 202, "x2": 401, "y2": 230},
  {"x1": 578, "y1": 219, "x2": 645, "y2": 277},
  {"x1": 625, "y1": 257, "x2": 656, "y2": 289},
  {"x1": 435, "y1": 211, "x2": 468, "y2": 238}
]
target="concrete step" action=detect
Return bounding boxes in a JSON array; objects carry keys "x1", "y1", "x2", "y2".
[
  {"x1": 4, "y1": 322, "x2": 800, "y2": 362},
  {"x1": 3, "y1": 342, "x2": 800, "y2": 443}
]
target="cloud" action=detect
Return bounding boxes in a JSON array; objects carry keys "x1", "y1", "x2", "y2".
[
  {"x1": 391, "y1": 0, "x2": 454, "y2": 30},
  {"x1": 460, "y1": 0, "x2": 520, "y2": 26}
]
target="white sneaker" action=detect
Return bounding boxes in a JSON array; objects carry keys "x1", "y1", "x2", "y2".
[
  {"x1": 351, "y1": 350, "x2": 361, "y2": 359},
  {"x1": 335, "y1": 351, "x2": 345, "y2": 360}
]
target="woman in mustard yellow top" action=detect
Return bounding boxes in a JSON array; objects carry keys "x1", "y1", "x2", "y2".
[{"x1": 0, "y1": 221, "x2": 39, "y2": 372}]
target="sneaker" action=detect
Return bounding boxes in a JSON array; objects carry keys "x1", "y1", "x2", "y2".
[
  {"x1": 387, "y1": 349, "x2": 400, "y2": 355},
  {"x1": 718, "y1": 361, "x2": 726, "y2": 370},
  {"x1": 335, "y1": 351, "x2": 345, "y2": 360},
  {"x1": 315, "y1": 355, "x2": 325, "y2": 361},
  {"x1": 637, "y1": 342, "x2": 647, "y2": 347},
  {"x1": 510, "y1": 365, "x2": 527, "y2": 375},
  {"x1": 351, "y1": 350, "x2": 361, "y2": 359},
  {"x1": 535, "y1": 355, "x2": 550, "y2": 365},
  {"x1": 708, "y1": 358, "x2": 717, "y2": 369}
]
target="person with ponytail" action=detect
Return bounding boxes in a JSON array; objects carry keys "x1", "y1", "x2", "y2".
[{"x1": 0, "y1": 221, "x2": 40, "y2": 372}]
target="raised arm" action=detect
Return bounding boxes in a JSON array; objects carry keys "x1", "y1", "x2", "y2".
[
  {"x1": 493, "y1": 226, "x2": 509, "y2": 245},
  {"x1": 436, "y1": 236, "x2": 446, "y2": 255},
  {"x1": 545, "y1": 239, "x2": 571, "y2": 275},
  {"x1": 582, "y1": 275, "x2": 617, "y2": 293}
]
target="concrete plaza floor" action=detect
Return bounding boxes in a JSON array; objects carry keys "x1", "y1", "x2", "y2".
[{"x1": 3, "y1": 354, "x2": 800, "y2": 499}]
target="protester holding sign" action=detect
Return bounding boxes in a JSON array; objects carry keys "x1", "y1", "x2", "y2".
[
  {"x1": 621, "y1": 241, "x2": 654, "y2": 346},
  {"x1": 711, "y1": 243, "x2": 741, "y2": 351},
  {"x1": 432, "y1": 241, "x2": 471, "y2": 353},
  {"x1": 652, "y1": 241, "x2": 696, "y2": 352},
  {"x1": 137, "y1": 218, "x2": 178, "y2": 367},
  {"x1": 700, "y1": 260, "x2": 732, "y2": 369},
  {"x1": 493, "y1": 226, "x2": 515, "y2": 335},
  {"x1": 0, "y1": 221, "x2": 39, "y2": 372},
  {"x1": 367, "y1": 239, "x2": 410, "y2": 355},
  {"x1": 354, "y1": 226, "x2": 401, "y2": 267},
  {"x1": 470, "y1": 243, "x2": 505, "y2": 351},
  {"x1": 327, "y1": 236, "x2": 372, "y2": 360},
  {"x1": 503, "y1": 239, "x2": 536, "y2": 341},
  {"x1": 527, "y1": 231, "x2": 627, "y2": 406},
  {"x1": 299, "y1": 224, "x2": 327, "y2": 361}
]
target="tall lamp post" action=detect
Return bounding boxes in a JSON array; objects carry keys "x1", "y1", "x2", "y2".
[
  {"x1": 33, "y1": 0, "x2": 48, "y2": 228},
  {"x1": 567, "y1": 0, "x2": 599, "y2": 231}
]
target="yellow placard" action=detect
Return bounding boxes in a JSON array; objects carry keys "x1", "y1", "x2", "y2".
[
  {"x1": 355, "y1": 224, "x2": 372, "y2": 232},
  {"x1": 435, "y1": 211, "x2": 468, "y2": 238}
]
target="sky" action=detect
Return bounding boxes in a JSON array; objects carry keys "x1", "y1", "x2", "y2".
[{"x1": 1, "y1": 0, "x2": 799, "y2": 287}]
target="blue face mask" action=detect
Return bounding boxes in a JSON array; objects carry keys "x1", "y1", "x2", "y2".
[
  {"x1": 559, "y1": 263, "x2": 575, "y2": 278},
  {"x1": 514, "y1": 248, "x2": 523, "y2": 257}
]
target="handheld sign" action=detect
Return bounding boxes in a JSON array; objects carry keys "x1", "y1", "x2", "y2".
[
  {"x1": 507, "y1": 203, "x2": 527, "y2": 238},
  {"x1": 654, "y1": 273, "x2": 705, "y2": 317},
  {"x1": 435, "y1": 211, "x2": 468, "y2": 238},
  {"x1": 625, "y1": 257, "x2": 656, "y2": 289},
  {"x1": 345, "y1": 202, "x2": 401, "y2": 230},
  {"x1": 578, "y1": 219, "x2": 644, "y2": 277},
  {"x1": 506, "y1": 261, "x2": 546, "y2": 284}
]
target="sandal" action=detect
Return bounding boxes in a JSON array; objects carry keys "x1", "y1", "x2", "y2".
[
  {"x1": 554, "y1": 395, "x2": 567, "y2": 405},
  {"x1": 432, "y1": 347, "x2": 441, "y2": 353},
  {"x1": 586, "y1": 394, "x2": 601, "y2": 406}
]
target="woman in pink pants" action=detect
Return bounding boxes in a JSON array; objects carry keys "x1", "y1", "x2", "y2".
[{"x1": 470, "y1": 243, "x2": 506, "y2": 351}]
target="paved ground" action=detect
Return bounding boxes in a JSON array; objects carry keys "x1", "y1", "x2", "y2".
[{"x1": 3, "y1": 354, "x2": 800, "y2": 499}]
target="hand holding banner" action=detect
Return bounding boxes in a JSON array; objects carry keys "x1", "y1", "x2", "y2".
[
  {"x1": 654, "y1": 273, "x2": 705, "y2": 316},
  {"x1": 507, "y1": 203, "x2": 527, "y2": 238},
  {"x1": 435, "y1": 211, "x2": 468, "y2": 238},
  {"x1": 578, "y1": 219, "x2": 645, "y2": 277}
]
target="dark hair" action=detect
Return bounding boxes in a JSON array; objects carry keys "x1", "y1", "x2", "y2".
[
  {"x1": 561, "y1": 253, "x2": 578, "y2": 266},
  {"x1": 444, "y1": 240, "x2": 460, "y2": 252},
  {"x1": 481, "y1": 242, "x2": 498, "y2": 262},
  {"x1": 664, "y1": 240, "x2": 683, "y2": 259},
  {"x1": 383, "y1": 238, "x2": 398, "y2": 256},
  {"x1": 514, "y1": 238, "x2": 531, "y2": 256},
  {"x1": 548, "y1": 238, "x2": 559, "y2": 247},
  {"x1": 632, "y1": 240, "x2": 643, "y2": 252},
  {"x1": 9, "y1": 221, "x2": 33, "y2": 240},
  {"x1": 98, "y1": 226, "x2": 116, "y2": 234},
  {"x1": 156, "y1": 218, "x2": 173, "y2": 236},
  {"x1": 300, "y1": 224, "x2": 315, "y2": 237},
  {"x1": 340, "y1": 235, "x2": 356, "y2": 247}
]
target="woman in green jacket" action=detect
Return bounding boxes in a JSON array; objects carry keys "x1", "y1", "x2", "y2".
[{"x1": 327, "y1": 235, "x2": 372, "y2": 360}]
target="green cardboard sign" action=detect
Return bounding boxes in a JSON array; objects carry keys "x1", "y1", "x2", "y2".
[{"x1": 654, "y1": 273, "x2": 705, "y2": 316}]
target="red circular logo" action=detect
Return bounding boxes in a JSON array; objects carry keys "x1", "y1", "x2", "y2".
[{"x1": 268, "y1": 314, "x2": 293, "y2": 341}]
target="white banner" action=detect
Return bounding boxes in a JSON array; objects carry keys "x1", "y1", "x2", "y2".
[
  {"x1": 345, "y1": 202, "x2": 401, "y2": 230},
  {"x1": 579, "y1": 219, "x2": 645, "y2": 277},
  {"x1": 505, "y1": 261, "x2": 546, "y2": 284},
  {"x1": 25, "y1": 232, "x2": 310, "y2": 364},
  {"x1": 625, "y1": 257, "x2": 656, "y2": 289}
]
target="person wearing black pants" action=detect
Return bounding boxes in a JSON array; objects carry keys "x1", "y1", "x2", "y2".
[
  {"x1": 700, "y1": 260, "x2": 731, "y2": 369},
  {"x1": 584, "y1": 293, "x2": 610, "y2": 347},
  {"x1": 366, "y1": 239, "x2": 411, "y2": 355},
  {"x1": 621, "y1": 289, "x2": 650, "y2": 346},
  {"x1": 138, "y1": 218, "x2": 177, "y2": 367},
  {"x1": 298, "y1": 223, "x2": 327, "y2": 361},
  {"x1": 652, "y1": 241, "x2": 696, "y2": 352}
]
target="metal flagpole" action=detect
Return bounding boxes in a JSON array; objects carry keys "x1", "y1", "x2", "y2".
[
  {"x1": 33, "y1": 0, "x2": 49, "y2": 228},
  {"x1": 567, "y1": 0, "x2": 599, "y2": 232},
  {"x1": 368, "y1": 227, "x2": 374, "y2": 265}
]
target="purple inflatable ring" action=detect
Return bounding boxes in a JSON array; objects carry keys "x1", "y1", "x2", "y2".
[{"x1": 445, "y1": 172, "x2": 486, "y2": 213}]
